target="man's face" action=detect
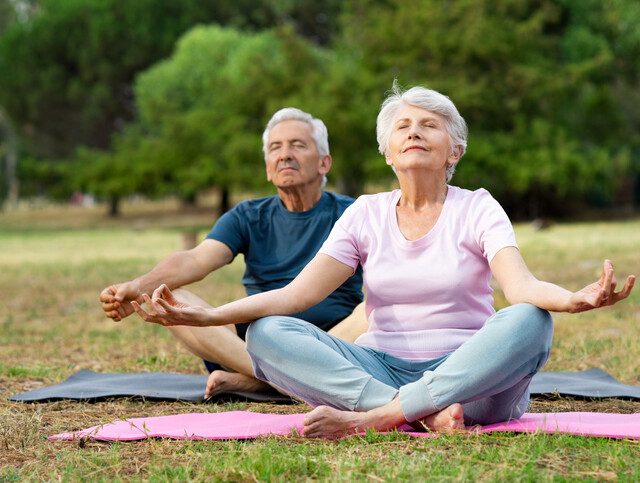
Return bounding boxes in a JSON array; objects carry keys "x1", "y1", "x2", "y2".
[{"x1": 265, "y1": 120, "x2": 331, "y2": 189}]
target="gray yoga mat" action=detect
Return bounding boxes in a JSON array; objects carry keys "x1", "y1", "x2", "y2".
[
  {"x1": 9, "y1": 368, "x2": 640, "y2": 403},
  {"x1": 530, "y1": 368, "x2": 640, "y2": 399},
  {"x1": 9, "y1": 369, "x2": 294, "y2": 403}
]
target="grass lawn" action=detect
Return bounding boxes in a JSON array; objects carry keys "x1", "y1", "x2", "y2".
[{"x1": 1, "y1": 201, "x2": 639, "y2": 480}]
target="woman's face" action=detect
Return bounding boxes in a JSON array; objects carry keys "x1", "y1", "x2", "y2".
[{"x1": 386, "y1": 104, "x2": 457, "y2": 175}]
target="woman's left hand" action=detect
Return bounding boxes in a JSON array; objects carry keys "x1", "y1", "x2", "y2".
[
  {"x1": 567, "y1": 260, "x2": 635, "y2": 313},
  {"x1": 131, "y1": 284, "x2": 212, "y2": 326}
]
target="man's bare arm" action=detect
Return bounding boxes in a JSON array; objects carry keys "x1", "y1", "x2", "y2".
[{"x1": 100, "y1": 239, "x2": 233, "y2": 321}]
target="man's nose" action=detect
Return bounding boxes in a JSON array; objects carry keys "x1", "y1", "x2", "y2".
[{"x1": 278, "y1": 146, "x2": 294, "y2": 161}]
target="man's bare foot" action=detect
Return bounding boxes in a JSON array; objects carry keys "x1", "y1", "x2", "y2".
[
  {"x1": 204, "y1": 370, "x2": 271, "y2": 398},
  {"x1": 302, "y1": 406, "x2": 367, "y2": 439},
  {"x1": 411, "y1": 403, "x2": 465, "y2": 432}
]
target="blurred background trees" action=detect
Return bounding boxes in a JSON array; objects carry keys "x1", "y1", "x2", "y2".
[{"x1": 0, "y1": 0, "x2": 638, "y2": 218}]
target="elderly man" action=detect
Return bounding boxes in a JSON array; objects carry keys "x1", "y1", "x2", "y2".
[{"x1": 100, "y1": 107, "x2": 365, "y2": 396}]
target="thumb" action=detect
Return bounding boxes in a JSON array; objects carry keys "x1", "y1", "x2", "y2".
[{"x1": 115, "y1": 283, "x2": 138, "y2": 302}]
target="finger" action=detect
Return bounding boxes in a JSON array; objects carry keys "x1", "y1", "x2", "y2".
[
  {"x1": 160, "y1": 285, "x2": 178, "y2": 305},
  {"x1": 114, "y1": 285, "x2": 129, "y2": 302},
  {"x1": 600, "y1": 265, "x2": 614, "y2": 300},
  {"x1": 155, "y1": 296, "x2": 176, "y2": 313},
  {"x1": 141, "y1": 293, "x2": 158, "y2": 314},
  {"x1": 115, "y1": 305, "x2": 128, "y2": 319},
  {"x1": 131, "y1": 300, "x2": 147, "y2": 317},
  {"x1": 106, "y1": 310, "x2": 121, "y2": 321},
  {"x1": 101, "y1": 301, "x2": 120, "y2": 312},
  {"x1": 131, "y1": 300, "x2": 161, "y2": 324},
  {"x1": 131, "y1": 301, "x2": 167, "y2": 326},
  {"x1": 99, "y1": 288, "x2": 115, "y2": 303},
  {"x1": 152, "y1": 284, "x2": 166, "y2": 302},
  {"x1": 589, "y1": 288, "x2": 607, "y2": 308},
  {"x1": 612, "y1": 275, "x2": 635, "y2": 302},
  {"x1": 145, "y1": 292, "x2": 168, "y2": 316}
]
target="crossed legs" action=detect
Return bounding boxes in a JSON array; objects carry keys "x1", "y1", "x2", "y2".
[
  {"x1": 166, "y1": 289, "x2": 368, "y2": 397},
  {"x1": 247, "y1": 304, "x2": 554, "y2": 437},
  {"x1": 165, "y1": 289, "x2": 270, "y2": 396}
]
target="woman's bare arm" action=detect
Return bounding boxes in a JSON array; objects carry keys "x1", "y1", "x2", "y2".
[
  {"x1": 132, "y1": 254, "x2": 354, "y2": 327},
  {"x1": 490, "y1": 247, "x2": 635, "y2": 313}
]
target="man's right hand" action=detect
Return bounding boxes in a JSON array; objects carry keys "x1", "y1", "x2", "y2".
[{"x1": 100, "y1": 282, "x2": 143, "y2": 321}]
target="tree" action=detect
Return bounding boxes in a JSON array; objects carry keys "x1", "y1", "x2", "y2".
[
  {"x1": 0, "y1": 0, "x2": 353, "y2": 211},
  {"x1": 340, "y1": 0, "x2": 640, "y2": 216},
  {"x1": 89, "y1": 25, "x2": 337, "y2": 213}
]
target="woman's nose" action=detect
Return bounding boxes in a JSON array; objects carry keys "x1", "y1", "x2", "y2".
[{"x1": 407, "y1": 126, "x2": 421, "y2": 139}]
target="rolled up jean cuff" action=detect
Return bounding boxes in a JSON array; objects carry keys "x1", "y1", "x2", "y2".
[
  {"x1": 355, "y1": 377, "x2": 399, "y2": 412},
  {"x1": 399, "y1": 379, "x2": 438, "y2": 422}
]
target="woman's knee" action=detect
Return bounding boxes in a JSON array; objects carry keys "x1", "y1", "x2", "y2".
[
  {"x1": 246, "y1": 316, "x2": 305, "y2": 358},
  {"x1": 495, "y1": 303, "x2": 554, "y2": 353}
]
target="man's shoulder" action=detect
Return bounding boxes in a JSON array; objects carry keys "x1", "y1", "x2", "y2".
[
  {"x1": 323, "y1": 191, "x2": 356, "y2": 211},
  {"x1": 231, "y1": 195, "x2": 281, "y2": 213}
]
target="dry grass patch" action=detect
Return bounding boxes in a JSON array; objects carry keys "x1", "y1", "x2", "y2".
[{"x1": 1, "y1": 207, "x2": 639, "y2": 480}]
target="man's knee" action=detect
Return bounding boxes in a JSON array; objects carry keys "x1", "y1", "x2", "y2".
[{"x1": 171, "y1": 288, "x2": 205, "y2": 306}]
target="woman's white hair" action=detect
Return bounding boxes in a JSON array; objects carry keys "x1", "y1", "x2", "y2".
[
  {"x1": 262, "y1": 107, "x2": 329, "y2": 187},
  {"x1": 376, "y1": 83, "x2": 468, "y2": 182}
]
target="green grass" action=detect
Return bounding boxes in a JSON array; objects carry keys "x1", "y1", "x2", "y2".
[{"x1": 1, "y1": 203, "x2": 639, "y2": 480}]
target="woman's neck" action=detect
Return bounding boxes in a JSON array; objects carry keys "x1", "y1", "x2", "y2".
[{"x1": 396, "y1": 170, "x2": 448, "y2": 210}]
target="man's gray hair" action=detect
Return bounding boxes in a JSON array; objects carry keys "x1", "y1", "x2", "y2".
[
  {"x1": 262, "y1": 107, "x2": 330, "y2": 159},
  {"x1": 376, "y1": 83, "x2": 468, "y2": 182}
]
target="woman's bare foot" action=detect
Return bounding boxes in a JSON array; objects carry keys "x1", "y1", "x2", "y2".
[
  {"x1": 204, "y1": 370, "x2": 271, "y2": 398},
  {"x1": 302, "y1": 406, "x2": 367, "y2": 439},
  {"x1": 411, "y1": 403, "x2": 465, "y2": 432}
]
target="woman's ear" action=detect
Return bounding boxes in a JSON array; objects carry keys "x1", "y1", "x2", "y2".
[
  {"x1": 448, "y1": 145, "x2": 462, "y2": 163},
  {"x1": 385, "y1": 153, "x2": 394, "y2": 166}
]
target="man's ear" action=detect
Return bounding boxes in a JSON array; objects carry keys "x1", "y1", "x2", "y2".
[
  {"x1": 319, "y1": 154, "x2": 332, "y2": 175},
  {"x1": 266, "y1": 163, "x2": 272, "y2": 182}
]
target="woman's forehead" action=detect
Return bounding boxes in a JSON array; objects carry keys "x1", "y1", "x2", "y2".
[{"x1": 393, "y1": 104, "x2": 444, "y2": 123}]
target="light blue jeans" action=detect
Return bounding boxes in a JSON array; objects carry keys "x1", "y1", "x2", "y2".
[{"x1": 246, "y1": 303, "x2": 553, "y2": 425}]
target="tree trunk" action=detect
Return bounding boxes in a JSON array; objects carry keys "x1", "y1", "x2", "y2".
[
  {"x1": 219, "y1": 187, "x2": 230, "y2": 215},
  {"x1": 0, "y1": 108, "x2": 18, "y2": 209},
  {"x1": 181, "y1": 192, "x2": 197, "y2": 209},
  {"x1": 337, "y1": 174, "x2": 363, "y2": 199},
  {"x1": 109, "y1": 195, "x2": 120, "y2": 217}
]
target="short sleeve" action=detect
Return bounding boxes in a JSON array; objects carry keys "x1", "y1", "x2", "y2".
[
  {"x1": 472, "y1": 189, "x2": 517, "y2": 262},
  {"x1": 206, "y1": 206, "x2": 247, "y2": 256},
  {"x1": 318, "y1": 197, "x2": 364, "y2": 272}
]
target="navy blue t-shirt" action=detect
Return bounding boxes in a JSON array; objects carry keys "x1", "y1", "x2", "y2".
[{"x1": 206, "y1": 191, "x2": 364, "y2": 339}]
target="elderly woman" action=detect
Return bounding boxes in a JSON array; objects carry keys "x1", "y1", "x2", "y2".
[{"x1": 134, "y1": 85, "x2": 635, "y2": 438}]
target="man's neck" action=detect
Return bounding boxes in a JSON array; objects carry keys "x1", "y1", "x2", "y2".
[{"x1": 277, "y1": 186, "x2": 323, "y2": 212}]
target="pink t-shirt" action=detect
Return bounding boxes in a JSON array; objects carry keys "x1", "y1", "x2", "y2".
[{"x1": 319, "y1": 186, "x2": 517, "y2": 360}]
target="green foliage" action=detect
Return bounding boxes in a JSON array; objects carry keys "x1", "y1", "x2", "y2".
[
  {"x1": 3, "y1": 0, "x2": 640, "y2": 215},
  {"x1": 341, "y1": 0, "x2": 640, "y2": 216},
  {"x1": 93, "y1": 25, "x2": 343, "y2": 204},
  {"x1": 287, "y1": 50, "x2": 382, "y2": 195}
]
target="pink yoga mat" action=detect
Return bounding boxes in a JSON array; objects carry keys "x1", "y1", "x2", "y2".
[{"x1": 49, "y1": 411, "x2": 640, "y2": 441}]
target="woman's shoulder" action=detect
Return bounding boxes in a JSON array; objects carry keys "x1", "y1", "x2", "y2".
[
  {"x1": 450, "y1": 185, "x2": 494, "y2": 201},
  {"x1": 337, "y1": 191, "x2": 397, "y2": 224},
  {"x1": 355, "y1": 190, "x2": 398, "y2": 205},
  {"x1": 450, "y1": 185, "x2": 502, "y2": 208}
]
